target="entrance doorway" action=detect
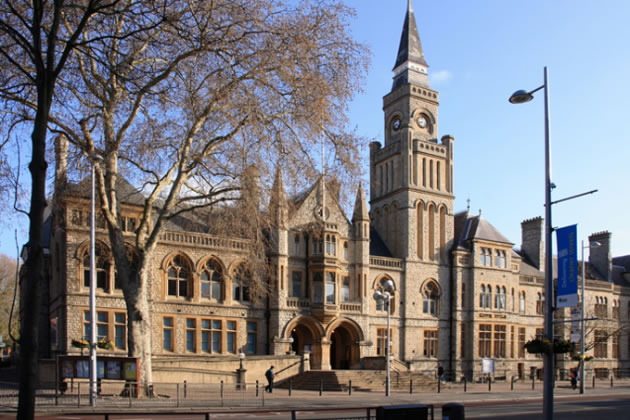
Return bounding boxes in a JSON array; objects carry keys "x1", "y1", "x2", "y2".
[
  {"x1": 286, "y1": 317, "x2": 323, "y2": 369},
  {"x1": 329, "y1": 323, "x2": 358, "y2": 370}
]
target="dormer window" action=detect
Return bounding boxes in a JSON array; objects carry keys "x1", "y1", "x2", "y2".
[
  {"x1": 495, "y1": 250, "x2": 507, "y2": 268},
  {"x1": 480, "y1": 248, "x2": 492, "y2": 266}
]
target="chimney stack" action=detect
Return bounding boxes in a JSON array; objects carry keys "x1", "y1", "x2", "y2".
[
  {"x1": 521, "y1": 217, "x2": 544, "y2": 270},
  {"x1": 589, "y1": 231, "x2": 612, "y2": 282}
]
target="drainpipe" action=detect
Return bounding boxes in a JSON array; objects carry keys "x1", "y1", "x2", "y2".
[{"x1": 448, "y1": 246, "x2": 456, "y2": 379}]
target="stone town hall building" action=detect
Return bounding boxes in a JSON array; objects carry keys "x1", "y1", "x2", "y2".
[{"x1": 38, "y1": 2, "x2": 630, "y2": 383}]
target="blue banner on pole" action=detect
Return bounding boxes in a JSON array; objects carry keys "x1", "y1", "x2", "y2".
[{"x1": 556, "y1": 224, "x2": 578, "y2": 308}]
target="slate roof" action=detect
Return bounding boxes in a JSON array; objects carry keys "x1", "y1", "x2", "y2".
[
  {"x1": 66, "y1": 176, "x2": 147, "y2": 206},
  {"x1": 369, "y1": 226, "x2": 392, "y2": 258},
  {"x1": 453, "y1": 211, "x2": 514, "y2": 251}
]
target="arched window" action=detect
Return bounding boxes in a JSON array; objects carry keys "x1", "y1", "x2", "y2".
[
  {"x1": 392, "y1": 202, "x2": 399, "y2": 255},
  {"x1": 375, "y1": 277, "x2": 395, "y2": 314},
  {"x1": 417, "y1": 202, "x2": 424, "y2": 259},
  {"x1": 486, "y1": 284, "x2": 492, "y2": 309},
  {"x1": 439, "y1": 205, "x2": 446, "y2": 260},
  {"x1": 495, "y1": 286, "x2": 501, "y2": 309},
  {"x1": 428, "y1": 204, "x2": 435, "y2": 260},
  {"x1": 536, "y1": 292, "x2": 544, "y2": 314},
  {"x1": 232, "y1": 264, "x2": 250, "y2": 303},
  {"x1": 383, "y1": 206, "x2": 390, "y2": 245},
  {"x1": 82, "y1": 242, "x2": 111, "y2": 291},
  {"x1": 479, "y1": 285, "x2": 486, "y2": 308},
  {"x1": 167, "y1": 256, "x2": 191, "y2": 298},
  {"x1": 422, "y1": 281, "x2": 440, "y2": 316},
  {"x1": 495, "y1": 250, "x2": 506, "y2": 268},
  {"x1": 201, "y1": 259, "x2": 223, "y2": 301},
  {"x1": 343, "y1": 241, "x2": 348, "y2": 260},
  {"x1": 519, "y1": 291, "x2": 526, "y2": 313}
]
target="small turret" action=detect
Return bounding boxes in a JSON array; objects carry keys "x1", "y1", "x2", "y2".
[{"x1": 270, "y1": 166, "x2": 288, "y2": 229}]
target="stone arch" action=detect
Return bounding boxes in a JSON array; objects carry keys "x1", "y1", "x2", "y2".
[
  {"x1": 416, "y1": 199, "x2": 425, "y2": 259},
  {"x1": 371, "y1": 275, "x2": 396, "y2": 315},
  {"x1": 325, "y1": 317, "x2": 364, "y2": 370},
  {"x1": 438, "y1": 204, "x2": 447, "y2": 261},
  {"x1": 427, "y1": 202, "x2": 436, "y2": 260},
  {"x1": 161, "y1": 251, "x2": 194, "y2": 300},
  {"x1": 420, "y1": 278, "x2": 441, "y2": 316},
  {"x1": 196, "y1": 255, "x2": 227, "y2": 302},
  {"x1": 284, "y1": 315, "x2": 325, "y2": 369},
  {"x1": 75, "y1": 239, "x2": 113, "y2": 292}
]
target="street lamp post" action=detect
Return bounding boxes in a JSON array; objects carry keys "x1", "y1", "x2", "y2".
[
  {"x1": 509, "y1": 67, "x2": 553, "y2": 420},
  {"x1": 580, "y1": 240, "x2": 600, "y2": 394},
  {"x1": 88, "y1": 154, "x2": 103, "y2": 407},
  {"x1": 373, "y1": 280, "x2": 394, "y2": 397}
]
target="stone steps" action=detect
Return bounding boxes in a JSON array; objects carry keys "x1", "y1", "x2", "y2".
[{"x1": 278, "y1": 370, "x2": 437, "y2": 392}]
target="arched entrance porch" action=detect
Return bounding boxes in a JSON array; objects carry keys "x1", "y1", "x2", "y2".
[
  {"x1": 285, "y1": 316, "x2": 324, "y2": 369},
  {"x1": 326, "y1": 318, "x2": 363, "y2": 370}
]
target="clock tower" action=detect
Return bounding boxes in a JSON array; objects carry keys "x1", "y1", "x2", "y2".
[{"x1": 369, "y1": 0, "x2": 454, "y2": 263}]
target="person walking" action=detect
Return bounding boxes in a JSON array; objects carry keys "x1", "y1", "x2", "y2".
[
  {"x1": 437, "y1": 364, "x2": 445, "y2": 382},
  {"x1": 265, "y1": 365, "x2": 275, "y2": 393},
  {"x1": 570, "y1": 368, "x2": 578, "y2": 390}
]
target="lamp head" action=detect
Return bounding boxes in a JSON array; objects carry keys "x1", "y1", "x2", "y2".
[
  {"x1": 88, "y1": 153, "x2": 103, "y2": 164},
  {"x1": 382, "y1": 279, "x2": 395, "y2": 293},
  {"x1": 239, "y1": 352, "x2": 245, "y2": 360},
  {"x1": 590, "y1": 241, "x2": 601, "y2": 248},
  {"x1": 509, "y1": 90, "x2": 534, "y2": 104},
  {"x1": 373, "y1": 290, "x2": 384, "y2": 301}
]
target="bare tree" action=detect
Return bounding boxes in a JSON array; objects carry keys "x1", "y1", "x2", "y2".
[
  {"x1": 47, "y1": 0, "x2": 368, "y2": 389},
  {"x1": 0, "y1": 1, "x2": 130, "y2": 417}
]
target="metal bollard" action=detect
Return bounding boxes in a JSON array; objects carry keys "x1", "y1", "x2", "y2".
[
  {"x1": 437, "y1": 377, "x2": 441, "y2": 393},
  {"x1": 319, "y1": 379, "x2": 323, "y2": 396},
  {"x1": 291, "y1": 410, "x2": 297, "y2": 420},
  {"x1": 256, "y1": 380, "x2": 259, "y2": 397},
  {"x1": 176, "y1": 383, "x2": 180, "y2": 407},
  {"x1": 349, "y1": 380, "x2": 352, "y2": 396},
  {"x1": 488, "y1": 377, "x2": 492, "y2": 392},
  {"x1": 532, "y1": 375, "x2": 535, "y2": 390},
  {"x1": 511, "y1": 376, "x2": 514, "y2": 391},
  {"x1": 593, "y1": 376, "x2": 595, "y2": 388},
  {"x1": 611, "y1": 376, "x2": 614, "y2": 387},
  {"x1": 221, "y1": 380, "x2": 224, "y2": 406},
  {"x1": 205, "y1": 413, "x2": 211, "y2": 420},
  {"x1": 464, "y1": 377, "x2": 467, "y2": 393},
  {"x1": 184, "y1": 380, "x2": 187, "y2": 398},
  {"x1": 289, "y1": 379, "x2": 292, "y2": 396},
  {"x1": 409, "y1": 379, "x2": 413, "y2": 394},
  {"x1": 77, "y1": 382, "x2": 81, "y2": 407}
]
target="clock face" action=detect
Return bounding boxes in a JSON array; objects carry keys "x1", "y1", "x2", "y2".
[
  {"x1": 417, "y1": 116, "x2": 427, "y2": 128},
  {"x1": 392, "y1": 118, "x2": 401, "y2": 131}
]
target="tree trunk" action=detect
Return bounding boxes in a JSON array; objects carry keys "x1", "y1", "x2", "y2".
[
  {"x1": 116, "y1": 246, "x2": 154, "y2": 394},
  {"x1": 18, "y1": 85, "x2": 52, "y2": 419}
]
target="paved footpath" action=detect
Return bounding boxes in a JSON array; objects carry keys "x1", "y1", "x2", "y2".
[{"x1": 2, "y1": 380, "x2": 629, "y2": 417}]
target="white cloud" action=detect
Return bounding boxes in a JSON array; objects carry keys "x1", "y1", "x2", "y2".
[{"x1": 430, "y1": 69, "x2": 452, "y2": 84}]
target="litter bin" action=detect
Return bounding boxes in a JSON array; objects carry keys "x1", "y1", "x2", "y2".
[
  {"x1": 442, "y1": 402, "x2": 465, "y2": 420},
  {"x1": 377, "y1": 404, "x2": 431, "y2": 420}
]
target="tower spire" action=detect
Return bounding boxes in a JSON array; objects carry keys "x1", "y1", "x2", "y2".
[{"x1": 392, "y1": 0, "x2": 429, "y2": 90}]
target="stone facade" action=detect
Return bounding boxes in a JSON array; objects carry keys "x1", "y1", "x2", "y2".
[{"x1": 37, "y1": 1, "x2": 630, "y2": 385}]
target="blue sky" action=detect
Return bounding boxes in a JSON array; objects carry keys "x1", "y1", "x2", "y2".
[
  {"x1": 1, "y1": 0, "x2": 629, "y2": 259},
  {"x1": 345, "y1": 0, "x2": 630, "y2": 256}
]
